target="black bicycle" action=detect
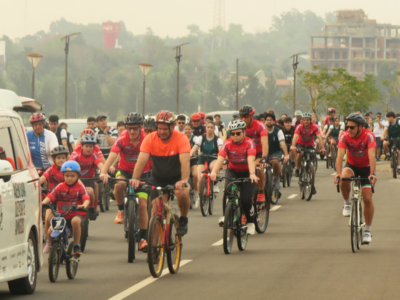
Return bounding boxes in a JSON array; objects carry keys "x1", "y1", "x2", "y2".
[
  {"x1": 282, "y1": 158, "x2": 292, "y2": 188},
  {"x1": 97, "y1": 172, "x2": 111, "y2": 212},
  {"x1": 385, "y1": 138, "x2": 400, "y2": 178},
  {"x1": 188, "y1": 156, "x2": 198, "y2": 209},
  {"x1": 326, "y1": 138, "x2": 338, "y2": 170},
  {"x1": 336, "y1": 176, "x2": 374, "y2": 253},
  {"x1": 198, "y1": 154, "x2": 218, "y2": 217},
  {"x1": 263, "y1": 158, "x2": 283, "y2": 205},
  {"x1": 297, "y1": 148, "x2": 319, "y2": 201}
]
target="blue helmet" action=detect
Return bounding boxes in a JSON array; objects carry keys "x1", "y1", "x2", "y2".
[{"x1": 61, "y1": 161, "x2": 81, "y2": 174}]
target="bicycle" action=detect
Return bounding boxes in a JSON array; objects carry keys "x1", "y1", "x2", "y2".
[
  {"x1": 282, "y1": 157, "x2": 292, "y2": 188},
  {"x1": 97, "y1": 172, "x2": 111, "y2": 212},
  {"x1": 252, "y1": 166, "x2": 270, "y2": 234},
  {"x1": 297, "y1": 148, "x2": 319, "y2": 201},
  {"x1": 188, "y1": 156, "x2": 198, "y2": 209},
  {"x1": 43, "y1": 204, "x2": 86, "y2": 282},
  {"x1": 336, "y1": 176, "x2": 375, "y2": 253},
  {"x1": 326, "y1": 138, "x2": 338, "y2": 170},
  {"x1": 385, "y1": 138, "x2": 400, "y2": 178},
  {"x1": 144, "y1": 183, "x2": 187, "y2": 278},
  {"x1": 263, "y1": 158, "x2": 283, "y2": 205},
  {"x1": 198, "y1": 154, "x2": 218, "y2": 217}
]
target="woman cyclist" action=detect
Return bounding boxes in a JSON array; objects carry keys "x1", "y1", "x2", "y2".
[{"x1": 325, "y1": 117, "x2": 343, "y2": 157}]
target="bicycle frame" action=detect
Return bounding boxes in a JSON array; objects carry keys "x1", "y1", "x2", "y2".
[{"x1": 201, "y1": 161, "x2": 211, "y2": 197}]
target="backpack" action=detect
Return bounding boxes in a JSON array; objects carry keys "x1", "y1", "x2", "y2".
[
  {"x1": 56, "y1": 127, "x2": 72, "y2": 153},
  {"x1": 200, "y1": 135, "x2": 219, "y2": 152}
]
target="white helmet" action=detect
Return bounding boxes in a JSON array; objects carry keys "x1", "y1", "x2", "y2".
[
  {"x1": 295, "y1": 110, "x2": 303, "y2": 117},
  {"x1": 229, "y1": 120, "x2": 247, "y2": 130}
]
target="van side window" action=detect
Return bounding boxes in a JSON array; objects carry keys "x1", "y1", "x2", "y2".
[
  {"x1": 11, "y1": 118, "x2": 29, "y2": 166},
  {"x1": 9, "y1": 126, "x2": 27, "y2": 170},
  {"x1": 0, "y1": 127, "x2": 17, "y2": 171}
]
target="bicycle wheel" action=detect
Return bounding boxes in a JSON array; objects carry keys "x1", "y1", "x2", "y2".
[
  {"x1": 253, "y1": 187, "x2": 269, "y2": 234},
  {"x1": 326, "y1": 147, "x2": 330, "y2": 169},
  {"x1": 332, "y1": 146, "x2": 337, "y2": 170},
  {"x1": 267, "y1": 170, "x2": 277, "y2": 205},
  {"x1": 199, "y1": 177, "x2": 209, "y2": 217},
  {"x1": 350, "y1": 200, "x2": 357, "y2": 253},
  {"x1": 80, "y1": 216, "x2": 89, "y2": 253},
  {"x1": 223, "y1": 202, "x2": 235, "y2": 254},
  {"x1": 237, "y1": 208, "x2": 248, "y2": 251},
  {"x1": 222, "y1": 190, "x2": 228, "y2": 215},
  {"x1": 98, "y1": 183, "x2": 105, "y2": 212},
  {"x1": 66, "y1": 242, "x2": 79, "y2": 280},
  {"x1": 299, "y1": 166, "x2": 305, "y2": 200},
  {"x1": 147, "y1": 215, "x2": 165, "y2": 278},
  {"x1": 166, "y1": 215, "x2": 182, "y2": 274},
  {"x1": 282, "y1": 164, "x2": 287, "y2": 188},
  {"x1": 304, "y1": 165, "x2": 315, "y2": 201},
  {"x1": 392, "y1": 150, "x2": 398, "y2": 178},
  {"x1": 209, "y1": 181, "x2": 214, "y2": 215},
  {"x1": 357, "y1": 200, "x2": 363, "y2": 250},
  {"x1": 105, "y1": 183, "x2": 111, "y2": 211},
  {"x1": 128, "y1": 200, "x2": 137, "y2": 263},
  {"x1": 314, "y1": 155, "x2": 318, "y2": 172},
  {"x1": 48, "y1": 241, "x2": 61, "y2": 283}
]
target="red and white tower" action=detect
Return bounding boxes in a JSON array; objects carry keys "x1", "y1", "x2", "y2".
[{"x1": 102, "y1": 22, "x2": 121, "y2": 49}]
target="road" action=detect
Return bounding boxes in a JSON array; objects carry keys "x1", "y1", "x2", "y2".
[{"x1": 1, "y1": 161, "x2": 400, "y2": 299}]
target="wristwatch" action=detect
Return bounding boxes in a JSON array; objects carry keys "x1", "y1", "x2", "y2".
[
  {"x1": 132, "y1": 177, "x2": 138, "y2": 180},
  {"x1": 250, "y1": 171, "x2": 255, "y2": 174}
]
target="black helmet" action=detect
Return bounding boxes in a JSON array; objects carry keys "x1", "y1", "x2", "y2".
[
  {"x1": 346, "y1": 113, "x2": 366, "y2": 125},
  {"x1": 239, "y1": 105, "x2": 255, "y2": 116},
  {"x1": 81, "y1": 134, "x2": 96, "y2": 144},
  {"x1": 143, "y1": 118, "x2": 156, "y2": 130},
  {"x1": 50, "y1": 146, "x2": 69, "y2": 157},
  {"x1": 125, "y1": 112, "x2": 144, "y2": 125}
]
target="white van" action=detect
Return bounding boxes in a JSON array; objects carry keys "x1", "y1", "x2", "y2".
[{"x1": 0, "y1": 90, "x2": 43, "y2": 294}]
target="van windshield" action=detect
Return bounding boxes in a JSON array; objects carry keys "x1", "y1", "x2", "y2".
[{"x1": 65, "y1": 123, "x2": 87, "y2": 141}]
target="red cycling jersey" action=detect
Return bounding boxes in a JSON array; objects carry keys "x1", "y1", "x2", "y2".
[
  {"x1": 69, "y1": 151, "x2": 102, "y2": 178},
  {"x1": 43, "y1": 164, "x2": 64, "y2": 192},
  {"x1": 338, "y1": 129, "x2": 376, "y2": 167},
  {"x1": 48, "y1": 182, "x2": 90, "y2": 219},
  {"x1": 218, "y1": 137, "x2": 257, "y2": 172},
  {"x1": 294, "y1": 123, "x2": 321, "y2": 146},
  {"x1": 74, "y1": 144, "x2": 104, "y2": 159},
  {"x1": 322, "y1": 115, "x2": 331, "y2": 126},
  {"x1": 111, "y1": 130, "x2": 151, "y2": 174},
  {"x1": 244, "y1": 119, "x2": 268, "y2": 154}
]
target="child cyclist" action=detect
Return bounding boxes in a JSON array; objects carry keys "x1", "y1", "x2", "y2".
[
  {"x1": 42, "y1": 161, "x2": 90, "y2": 255},
  {"x1": 69, "y1": 134, "x2": 104, "y2": 221},
  {"x1": 40, "y1": 145, "x2": 69, "y2": 253}
]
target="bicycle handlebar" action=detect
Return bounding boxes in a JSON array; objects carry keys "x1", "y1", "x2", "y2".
[
  {"x1": 336, "y1": 176, "x2": 375, "y2": 193},
  {"x1": 140, "y1": 182, "x2": 189, "y2": 191},
  {"x1": 216, "y1": 176, "x2": 252, "y2": 183},
  {"x1": 42, "y1": 204, "x2": 87, "y2": 217}
]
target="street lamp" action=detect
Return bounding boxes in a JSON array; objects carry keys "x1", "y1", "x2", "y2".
[
  {"x1": 172, "y1": 43, "x2": 190, "y2": 114},
  {"x1": 73, "y1": 82, "x2": 78, "y2": 118},
  {"x1": 290, "y1": 52, "x2": 307, "y2": 116},
  {"x1": 26, "y1": 53, "x2": 43, "y2": 99},
  {"x1": 61, "y1": 32, "x2": 81, "y2": 119},
  {"x1": 138, "y1": 63, "x2": 153, "y2": 115}
]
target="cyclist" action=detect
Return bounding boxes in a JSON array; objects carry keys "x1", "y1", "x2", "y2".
[
  {"x1": 70, "y1": 134, "x2": 104, "y2": 221},
  {"x1": 239, "y1": 105, "x2": 269, "y2": 203},
  {"x1": 131, "y1": 110, "x2": 191, "y2": 236},
  {"x1": 143, "y1": 118, "x2": 156, "y2": 135},
  {"x1": 191, "y1": 113, "x2": 206, "y2": 138},
  {"x1": 185, "y1": 123, "x2": 199, "y2": 207},
  {"x1": 94, "y1": 115, "x2": 118, "y2": 157},
  {"x1": 26, "y1": 113, "x2": 59, "y2": 171},
  {"x1": 175, "y1": 115, "x2": 186, "y2": 133},
  {"x1": 40, "y1": 146, "x2": 69, "y2": 254},
  {"x1": 75, "y1": 129, "x2": 105, "y2": 162},
  {"x1": 100, "y1": 113, "x2": 152, "y2": 252},
  {"x1": 291, "y1": 112, "x2": 326, "y2": 194},
  {"x1": 282, "y1": 117, "x2": 296, "y2": 168},
  {"x1": 372, "y1": 112, "x2": 384, "y2": 161},
  {"x1": 209, "y1": 120, "x2": 259, "y2": 234},
  {"x1": 323, "y1": 108, "x2": 336, "y2": 126},
  {"x1": 322, "y1": 117, "x2": 335, "y2": 139},
  {"x1": 59, "y1": 122, "x2": 76, "y2": 153},
  {"x1": 190, "y1": 122, "x2": 223, "y2": 206},
  {"x1": 334, "y1": 113, "x2": 377, "y2": 243},
  {"x1": 265, "y1": 113, "x2": 289, "y2": 190},
  {"x1": 325, "y1": 117, "x2": 343, "y2": 158},
  {"x1": 199, "y1": 112, "x2": 206, "y2": 125},
  {"x1": 292, "y1": 110, "x2": 303, "y2": 127},
  {"x1": 381, "y1": 111, "x2": 400, "y2": 172},
  {"x1": 42, "y1": 161, "x2": 90, "y2": 255}
]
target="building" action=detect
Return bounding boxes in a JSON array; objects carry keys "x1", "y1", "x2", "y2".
[
  {"x1": 310, "y1": 9, "x2": 400, "y2": 78},
  {"x1": 102, "y1": 22, "x2": 121, "y2": 49}
]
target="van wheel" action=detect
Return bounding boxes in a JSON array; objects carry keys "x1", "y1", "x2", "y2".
[{"x1": 8, "y1": 231, "x2": 38, "y2": 294}]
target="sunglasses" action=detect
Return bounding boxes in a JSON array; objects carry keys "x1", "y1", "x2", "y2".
[
  {"x1": 192, "y1": 120, "x2": 200, "y2": 123},
  {"x1": 231, "y1": 132, "x2": 242, "y2": 136},
  {"x1": 346, "y1": 125, "x2": 356, "y2": 130},
  {"x1": 178, "y1": 122, "x2": 185, "y2": 125},
  {"x1": 127, "y1": 127, "x2": 140, "y2": 132},
  {"x1": 240, "y1": 115, "x2": 250, "y2": 119}
]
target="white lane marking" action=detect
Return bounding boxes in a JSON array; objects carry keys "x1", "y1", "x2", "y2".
[
  {"x1": 288, "y1": 194, "x2": 297, "y2": 199},
  {"x1": 331, "y1": 172, "x2": 336, "y2": 176},
  {"x1": 212, "y1": 239, "x2": 223, "y2": 246},
  {"x1": 109, "y1": 260, "x2": 192, "y2": 300},
  {"x1": 270, "y1": 205, "x2": 281, "y2": 211}
]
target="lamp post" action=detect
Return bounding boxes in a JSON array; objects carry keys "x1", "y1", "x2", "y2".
[
  {"x1": 73, "y1": 82, "x2": 78, "y2": 118},
  {"x1": 61, "y1": 32, "x2": 81, "y2": 119},
  {"x1": 172, "y1": 43, "x2": 190, "y2": 114},
  {"x1": 138, "y1": 63, "x2": 153, "y2": 115},
  {"x1": 289, "y1": 52, "x2": 306, "y2": 116},
  {"x1": 26, "y1": 53, "x2": 43, "y2": 99}
]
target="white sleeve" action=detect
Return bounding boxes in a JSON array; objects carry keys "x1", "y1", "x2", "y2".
[
  {"x1": 46, "y1": 130, "x2": 59, "y2": 164},
  {"x1": 277, "y1": 130, "x2": 285, "y2": 142},
  {"x1": 214, "y1": 126, "x2": 219, "y2": 135},
  {"x1": 217, "y1": 138, "x2": 223, "y2": 147},
  {"x1": 69, "y1": 134, "x2": 75, "y2": 144},
  {"x1": 292, "y1": 119, "x2": 296, "y2": 125},
  {"x1": 60, "y1": 129, "x2": 68, "y2": 140},
  {"x1": 384, "y1": 121, "x2": 389, "y2": 127},
  {"x1": 397, "y1": 120, "x2": 400, "y2": 126},
  {"x1": 195, "y1": 136, "x2": 203, "y2": 147},
  {"x1": 329, "y1": 125, "x2": 334, "y2": 129}
]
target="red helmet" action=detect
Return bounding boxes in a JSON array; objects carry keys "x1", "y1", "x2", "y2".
[
  {"x1": 155, "y1": 111, "x2": 176, "y2": 124},
  {"x1": 81, "y1": 128, "x2": 95, "y2": 137},
  {"x1": 191, "y1": 113, "x2": 201, "y2": 121},
  {"x1": 328, "y1": 108, "x2": 336, "y2": 113},
  {"x1": 30, "y1": 113, "x2": 46, "y2": 124},
  {"x1": 198, "y1": 112, "x2": 206, "y2": 119}
]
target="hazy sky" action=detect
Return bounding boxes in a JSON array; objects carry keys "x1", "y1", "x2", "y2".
[{"x1": 1, "y1": 0, "x2": 399, "y2": 39}]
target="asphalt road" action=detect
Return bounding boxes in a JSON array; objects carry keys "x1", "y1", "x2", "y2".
[{"x1": 1, "y1": 161, "x2": 400, "y2": 299}]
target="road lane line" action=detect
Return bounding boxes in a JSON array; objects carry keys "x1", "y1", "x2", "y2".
[
  {"x1": 212, "y1": 239, "x2": 223, "y2": 246},
  {"x1": 331, "y1": 172, "x2": 336, "y2": 176},
  {"x1": 288, "y1": 194, "x2": 297, "y2": 199},
  {"x1": 109, "y1": 260, "x2": 192, "y2": 300},
  {"x1": 270, "y1": 205, "x2": 281, "y2": 211}
]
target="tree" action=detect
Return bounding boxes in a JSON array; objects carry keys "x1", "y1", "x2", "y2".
[
  {"x1": 83, "y1": 75, "x2": 102, "y2": 116},
  {"x1": 241, "y1": 74, "x2": 267, "y2": 113}
]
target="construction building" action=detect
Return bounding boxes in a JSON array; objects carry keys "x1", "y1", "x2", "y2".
[{"x1": 310, "y1": 10, "x2": 400, "y2": 78}]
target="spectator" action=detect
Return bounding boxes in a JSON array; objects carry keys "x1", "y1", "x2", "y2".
[
  {"x1": 59, "y1": 122, "x2": 75, "y2": 152},
  {"x1": 373, "y1": 112, "x2": 384, "y2": 161},
  {"x1": 94, "y1": 115, "x2": 118, "y2": 158},
  {"x1": 87, "y1": 117, "x2": 96, "y2": 129},
  {"x1": 48, "y1": 115, "x2": 72, "y2": 151},
  {"x1": 116, "y1": 121, "x2": 126, "y2": 135},
  {"x1": 174, "y1": 115, "x2": 186, "y2": 133}
]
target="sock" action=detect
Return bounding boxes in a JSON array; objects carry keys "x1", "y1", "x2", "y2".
[
  {"x1": 258, "y1": 189, "x2": 264, "y2": 194},
  {"x1": 344, "y1": 199, "x2": 351, "y2": 205},
  {"x1": 140, "y1": 229, "x2": 147, "y2": 240},
  {"x1": 118, "y1": 204, "x2": 124, "y2": 211},
  {"x1": 365, "y1": 225, "x2": 371, "y2": 232}
]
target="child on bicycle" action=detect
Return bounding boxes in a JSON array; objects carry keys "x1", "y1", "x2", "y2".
[
  {"x1": 40, "y1": 146, "x2": 70, "y2": 253},
  {"x1": 69, "y1": 134, "x2": 104, "y2": 221},
  {"x1": 42, "y1": 161, "x2": 90, "y2": 255}
]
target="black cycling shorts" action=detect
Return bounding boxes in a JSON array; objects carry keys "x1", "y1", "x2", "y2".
[{"x1": 343, "y1": 162, "x2": 371, "y2": 189}]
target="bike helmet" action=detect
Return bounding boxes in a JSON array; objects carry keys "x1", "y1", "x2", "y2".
[
  {"x1": 346, "y1": 113, "x2": 366, "y2": 125},
  {"x1": 198, "y1": 112, "x2": 206, "y2": 119},
  {"x1": 125, "y1": 112, "x2": 144, "y2": 125},
  {"x1": 155, "y1": 111, "x2": 176, "y2": 124},
  {"x1": 30, "y1": 113, "x2": 46, "y2": 124},
  {"x1": 229, "y1": 120, "x2": 247, "y2": 130},
  {"x1": 295, "y1": 110, "x2": 303, "y2": 117},
  {"x1": 191, "y1": 113, "x2": 201, "y2": 121},
  {"x1": 81, "y1": 128, "x2": 95, "y2": 137},
  {"x1": 0, "y1": 147, "x2": 5, "y2": 154},
  {"x1": 81, "y1": 134, "x2": 96, "y2": 144},
  {"x1": 232, "y1": 112, "x2": 239, "y2": 119},
  {"x1": 328, "y1": 108, "x2": 336, "y2": 113},
  {"x1": 50, "y1": 146, "x2": 69, "y2": 157},
  {"x1": 239, "y1": 105, "x2": 255, "y2": 116},
  {"x1": 302, "y1": 112, "x2": 312, "y2": 119},
  {"x1": 61, "y1": 161, "x2": 81, "y2": 174},
  {"x1": 143, "y1": 118, "x2": 156, "y2": 130}
]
